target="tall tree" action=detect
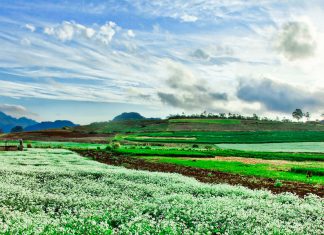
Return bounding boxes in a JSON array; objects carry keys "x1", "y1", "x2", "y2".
[
  {"x1": 305, "y1": 112, "x2": 310, "y2": 121},
  {"x1": 11, "y1": 126, "x2": 24, "y2": 133},
  {"x1": 292, "y1": 109, "x2": 303, "y2": 121}
]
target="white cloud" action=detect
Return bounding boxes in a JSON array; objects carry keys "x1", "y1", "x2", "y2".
[
  {"x1": 96, "y1": 21, "x2": 116, "y2": 45},
  {"x1": 25, "y1": 23, "x2": 36, "y2": 32},
  {"x1": 127, "y1": 29, "x2": 135, "y2": 37},
  {"x1": 43, "y1": 21, "x2": 118, "y2": 45},
  {"x1": 275, "y1": 19, "x2": 317, "y2": 61},
  {"x1": 180, "y1": 14, "x2": 198, "y2": 22},
  {"x1": 0, "y1": 104, "x2": 36, "y2": 118}
]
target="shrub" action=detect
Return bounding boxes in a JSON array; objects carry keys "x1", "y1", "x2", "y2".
[
  {"x1": 205, "y1": 145, "x2": 213, "y2": 151},
  {"x1": 192, "y1": 144, "x2": 199, "y2": 148},
  {"x1": 274, "y1": 180, "x2": 283, "y2": 187},
  {"x1": 105, "y1": 145, "x2": 113, "y2": 151},
  {"x1": 112, "y1": 142, "x2": 121, "y2": 150},
  {"x1": 27, "y1": 144, "x2": 32, "y2": 148}
]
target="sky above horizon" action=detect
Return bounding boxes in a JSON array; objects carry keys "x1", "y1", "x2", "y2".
[{"x1": 0, "y1": 0, "x2": 323, "y2": 124}]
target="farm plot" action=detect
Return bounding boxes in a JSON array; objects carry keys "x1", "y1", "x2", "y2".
[
  {"x1": 124, "y1": 131, "x2": 324, "y2": 144},
  {"x1": 217, "y1": 142, "x2": 324, "y2": 153},
  {"x1": 117, "y1": 146, "x2": 324, "y2": 161},
  {"x1": 0, "y1": 149, "x2": 323, "y2": 234},
  {"x1": 142, "y1": 156, "x2": 324, "y2": 184}
]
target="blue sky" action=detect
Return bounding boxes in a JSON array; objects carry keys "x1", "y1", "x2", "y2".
[{"x1": 0, "y1": 0, "x2": 323, "y2": 124}]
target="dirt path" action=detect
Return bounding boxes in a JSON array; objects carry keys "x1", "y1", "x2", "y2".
[{"x1": 76, "y1": 150, "x2": 324, "y2": 198}]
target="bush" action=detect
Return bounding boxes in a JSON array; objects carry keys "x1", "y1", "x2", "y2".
[
  {"x1": 112, "y1": 142, "x2": 121, "y2": 150},
  {"x1": 274, "y1": 180, "x2": 283, "y2": 187},
  {"x1": 27, "y1": 144, "x2": 32, "y2": 148},
  {"x1": 205, "y1": 145, "x2": 213, "y2": 151},
  {"x1": 192, "y1": 144, "x2": 199, "y2": 148},
  {"x1": 105, "y1": 145, "x2": 113, "y2": 151}
]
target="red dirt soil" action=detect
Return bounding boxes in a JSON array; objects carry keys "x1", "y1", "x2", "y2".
[
  {"x1": 76, "y1": 150, "x2": 324, "y2": 198},
  {"x1": 1, "y1": 130, "x2": 113, "y2": 143}
]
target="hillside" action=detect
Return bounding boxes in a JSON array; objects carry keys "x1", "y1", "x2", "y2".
[
  {"x1": 0, "y1": 111, "x2": 37, "y2": 132},
  {"x1": 24, "y1": 120, "x2": 77, "y2": 132},
  {"x1": 74, "y1": 118, "x2": 324, "y2": 134},
  {"x1": 112, "y1": 112, "x2": 146, "y2": 121}
]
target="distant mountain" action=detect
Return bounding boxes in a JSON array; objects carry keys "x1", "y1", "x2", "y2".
[
  {"x1": 0, "y1": 111, "x2": 38, "y2": 132},
  {"x1": 113, "y1": 112, "x2": 145, "y2": 121},
  {"x1": 24, "y1": 120, "x2": 77, "y2": 132},
  {"x1": 112, "y1": 112, "x2": 160, "y2": 121}
]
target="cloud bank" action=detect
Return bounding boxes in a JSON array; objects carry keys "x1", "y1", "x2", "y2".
[
  {"x1": 158, "y1": 62, "x2": 228, "y2": 110},
  {"x1": 237, "y1": 77, "x2": 323, "y2": 112}
]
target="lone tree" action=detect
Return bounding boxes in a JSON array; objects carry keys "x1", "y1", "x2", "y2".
[
  {"x1": 292, "y1": 109, "x2": 303, "y2": 121},
  {"x1": 11, "y1": 126, "x2": 23, "y2": 133},
  {"x1": 304, "y1": 112, "x2": 310, "y2": 121}
]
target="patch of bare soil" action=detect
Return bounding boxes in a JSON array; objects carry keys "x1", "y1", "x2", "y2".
[
  {"x1": 201, "y1": 156, "x2": 291, "y2": 165},
  {"x1": 76, "y1": 150, "x2": 323, "y2": 198}
]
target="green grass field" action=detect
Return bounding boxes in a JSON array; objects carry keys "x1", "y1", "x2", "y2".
[
  {"x1": 0, "y1": 149, "x2": 322, "y2": 234},
  {"x1": 217, "y1": 142, "x2": 324, "y2": 153},
  {"x1": 125, "y1": 131, "x2": 324, "y2": 144},
  {"x1": 142, "y1": 156, "x2": 324, "y2": 184}
]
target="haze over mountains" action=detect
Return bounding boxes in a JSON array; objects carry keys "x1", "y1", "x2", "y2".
[
  {"x1": 0, "y1": 111, "x2": 160, "y2": 133},
  {"x1": 0, "y1": 111, "x2": 77, "y2": 133}
]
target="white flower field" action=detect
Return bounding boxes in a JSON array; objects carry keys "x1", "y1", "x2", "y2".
[{"x1": 0, "y1": 149, "x2": 323, "y2": 234}]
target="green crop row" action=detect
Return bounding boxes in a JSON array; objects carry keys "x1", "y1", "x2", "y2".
[
  {"x1": 116, "y1": 146, "x2": 324, "y2": 161},
  {"x1": 125, "y1": 131, "x2": 324, "y2": 144}
]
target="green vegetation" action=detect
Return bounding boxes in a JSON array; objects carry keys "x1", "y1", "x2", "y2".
[
  {"x1": 0, "y1": 149, "x2": 322, "y2": 234},
  {"x1": 217, "y1": 142, "x2": 324, "y2": 153},
  {"x1": 0, "y1": 140, "x2": 106, "y2": 150},
  {"x1": 290, "y1": 167, "x2": 324, "y2": 176},
  {"x1": 169, "y1": 119, "x2": 241, "y2": 124},
  {"x1": 75, "y1": 120, "x2": 168, "y2": 134},
  {"x1": 141, "y1": 156, "x2": 324, "y2": 184},
  {"x1": 125, "y1": 131, "x2": 324, "y2": 144},
  {"x1": 117, "y1": 146, "x2": 324, "y2": 161}
]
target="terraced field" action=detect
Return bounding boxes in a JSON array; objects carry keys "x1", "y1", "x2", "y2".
[
  {"x1": 125, "y1": 131, "x2": 324, "y2": 144},
  {"x1": 0, "y1": 149, "x2": 322, "y2": 234}
]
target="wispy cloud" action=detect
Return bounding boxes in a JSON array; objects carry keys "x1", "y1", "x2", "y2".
[{"x1": 0, "y1": 0, "x2": 323, "y2": 121}]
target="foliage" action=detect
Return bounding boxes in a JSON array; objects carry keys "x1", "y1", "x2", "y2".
[
  {"x1": 0, "y1": 149, "x2": 323, "y2": 234},
  {"x1": 290, "y1": 167, "x2": 324, "y2": 176},
  {"x1": 292, "y1": 109, "x2": 304, "y2": 121},
  {"x1": 10, "y1": 125, "x2": 24, "y2": 133},
  {"x1": 274, "y1": 180, "x2": 283, "y2": 187}
]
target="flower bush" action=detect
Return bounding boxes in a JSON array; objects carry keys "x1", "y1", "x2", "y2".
[{"x1": 0, "y1": 149, "x2": 322, "y2": 234}]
